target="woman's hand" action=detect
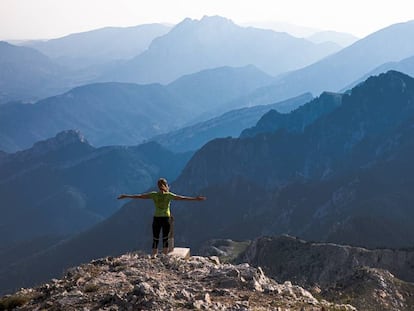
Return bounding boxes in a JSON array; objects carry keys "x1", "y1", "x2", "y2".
[
  {"x1": 117, "y1": 194, "x2": 128, "y2": 199},
  {"x1": 196, "y1": 196, "x2": 207, "y2": 201}
]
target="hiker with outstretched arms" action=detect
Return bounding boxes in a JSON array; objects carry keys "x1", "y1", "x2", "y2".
[{"x1": 117, "y1": 178, "x2": 206, "y2": 257}]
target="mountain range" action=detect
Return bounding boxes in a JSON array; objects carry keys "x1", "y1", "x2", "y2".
[
  {"x1": 3, "y1": 71, "x2": 414, "y2": 296},
  {"x1": 243, "y1": 20, "x2": 359, "y2": 46},
  {"x1": 306, "y1": 30, "x2": 359, "y2": 47},
  {"x1": 3, "y1": 17, "x2": 414, "y2": 109},
  {"x1": 342, "y1": 54, "x2": 414, "y2": 91},
  {"x1": 0, "y1": 42, "x2": 67, "y2": 104},
  {"x1": 0, "y1": 130, "x2": 191, "y2": 249},
  {"x1": 165, "y1": 64, "x2": 275, "y2": 119},
  {"x1": 102, "y1": 15, "x2": 340, "y2": 84},
  {"x1": 25, "y1": 24, "x2": 171, "y2": 70},
  {"x1": 150, "y1": 93, "x2": 312, "y2": 152},
  {"x1": 0, "y1": 82, "x2": 185, "y2": 151},
  {"x1": 0, "y1": 24, "x2": 170, "y2": 104},
  {"x1": 0, "y1": 65, "x2": 277, "y2": 153},
  {"x1": 240, "y1": 91, "x2": 342, "y2": 138},
  {"x1": 1, "y1": 16, "x2": 338, "y2": 105},
  {"x1": 3, "y1": 16, "x2": 414, "y2": 304},
  {"x1": 238, "y1": 20, "x2": 414, "y2": 107},
  {"x1": 169, "y1": 70, "x2": 414, "y2": 249}
]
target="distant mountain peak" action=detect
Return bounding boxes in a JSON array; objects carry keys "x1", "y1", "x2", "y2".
[
  {"x1": 352, "y1": 70, "x2": 413, "y2": 94},
  {"x1": 200, "y1": 15, "x2": 234, "y2": 24},
  {"x1": 174, "y1": 15, "x2": 237, "y2": 31},
  {"x1": 29, "y1": 130, "x2": 90, "y2": 155},
  {"x1": 53, "y1": 129, "x2": 88, "y2": 144}
]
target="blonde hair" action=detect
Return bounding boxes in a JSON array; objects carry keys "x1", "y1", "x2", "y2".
[{"x1": 157, "y1": 178, "x2": 169, "y2": 192}]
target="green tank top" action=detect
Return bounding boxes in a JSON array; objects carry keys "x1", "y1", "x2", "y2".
[{"x1": 149, "y1": 191, "x2": 177, "y2": 217}]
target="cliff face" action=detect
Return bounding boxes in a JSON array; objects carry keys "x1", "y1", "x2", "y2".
[
  {"x1": 238, "y1": 235, "x2": 414, "y2": 311},
  {"x1": 0, "y1": 253, "x2": 355, "y2": 311}
]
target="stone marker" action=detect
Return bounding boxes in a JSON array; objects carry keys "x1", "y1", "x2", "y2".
[{"x1": 169, "y1": 247, "x2": 191, "y2": 259}]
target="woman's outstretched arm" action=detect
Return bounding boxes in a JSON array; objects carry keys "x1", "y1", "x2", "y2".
[
  {"x1": 117, "y1": 193, "x2": 152, "y2": 200},
  {"x1": 173, "y1": 195, "x2": 206, "y2": 201}
]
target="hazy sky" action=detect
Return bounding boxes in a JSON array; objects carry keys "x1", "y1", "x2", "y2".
[{"x1": 1, "y1": 0, "x2": 413, "y2": 40}]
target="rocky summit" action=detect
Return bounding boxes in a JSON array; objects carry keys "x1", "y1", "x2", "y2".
[{"x1": 0, "y1": 253, "x2": 355, "y2": 311}]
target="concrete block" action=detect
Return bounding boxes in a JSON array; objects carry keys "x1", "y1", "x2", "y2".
[{"x1": 169, "y1": 247, "x2": 190, "y2": 259}]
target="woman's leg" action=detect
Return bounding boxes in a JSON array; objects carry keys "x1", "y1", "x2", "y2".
[
  {"x1": 152, "y1": 217, "x2": 162, "y2": 257},
  {"x1": 161, "y1": 217, "x2": 171, "y2": 254}
]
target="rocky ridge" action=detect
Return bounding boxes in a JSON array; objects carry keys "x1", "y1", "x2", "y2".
[
  {"x1": 0, "y1": 253, "x2": 355, "y2": 311},
  {"x1": 234, "y1": 235, "x2": 414, "y2": 311}
]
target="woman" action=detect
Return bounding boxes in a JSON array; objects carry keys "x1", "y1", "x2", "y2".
[{"x1": 117, "y1": 178, "x2": 206, "y2": 257}]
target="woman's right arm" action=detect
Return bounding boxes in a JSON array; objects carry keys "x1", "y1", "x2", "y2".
[{"x1": 117, "y1": 193, "x2": 152, "y2": 200}]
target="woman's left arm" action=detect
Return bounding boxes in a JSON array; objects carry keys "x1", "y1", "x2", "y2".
[{"x1": 173, "y1": 195, "x2": 206, "y2": 201}]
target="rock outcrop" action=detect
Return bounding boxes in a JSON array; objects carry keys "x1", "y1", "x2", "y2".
[
  {"x1": 323, "y1": 267, "x2": 414, "y2": 311},
  {"x1": 0, "y1": 252, "x2": 355, "y2": 310},
  {"x1": 238, "y1": 235, "x2": 414, "y2": 311}
]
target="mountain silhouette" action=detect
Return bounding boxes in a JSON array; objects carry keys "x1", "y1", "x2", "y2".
[
  {"x1": 27, "y1": 24, "x2": 171, "y2": 70},
  {"x1": 166, "y1": 65, "x2": 274, "y2": 119},
  {"x1": 306, "y1": 30, "x2": 358, "y2": 47},
  {"x1": 0, "y1": 41, "x2": 65, "y2": 104},
  {"x1": 0, "y1": 82, "x2": 186, "y2": 152},
  {"x1": 167, "y1": 71, "x2": 414, "y2": 248},
  {"x1": 102, "y1": 15, "x2": 340, "y2": 84},
  {"x1": 151, "y1": 93, "x2": 312, "y2": 152},
  {"x1": 237, "y1": 20, "x2": 414, "y2": 107},
  {"x1": 240, "y1": 91, "x2": 342, "y2": 138},
  {"x1": 343, "y1": 54, "x2": 414, "y2": 91},
  {"x1": 0, "y1": 65, "x2": 280, "y2": 153}
]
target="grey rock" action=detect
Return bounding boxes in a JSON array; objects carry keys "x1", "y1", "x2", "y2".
[{"x1": 3, "y1": 252, "x2": 353, "y2": 311}]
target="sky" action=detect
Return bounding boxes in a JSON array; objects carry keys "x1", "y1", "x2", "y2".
[{"x1": 1, "y1": 0, "x2": 413, "y2": 40}]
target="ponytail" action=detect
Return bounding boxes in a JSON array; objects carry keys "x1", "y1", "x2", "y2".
[{"x1": 157, "y1": 178, "x2": 169, "y2": 192}]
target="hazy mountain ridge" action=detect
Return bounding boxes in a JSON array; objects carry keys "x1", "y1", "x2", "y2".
[
  {"x1": 243, "y1": 21, "x2": 359, "y2": 46},
  {"x1": 156, "y1": 71, "x2": 414, "y2": 249},
  {"x1": 150, "y1": 93, "x2": 313, "y2": 152},
  {"x1": 26, "y1": 24, "x2": 171, "y2": 69},
  {"x1": 343, "y1": 54, "x2": 414, "y2": 91},
  {"x1": 306, "y1": 30, "x2": 359, "y2": 47},
  {"x1": 0, "y1": 65, "x2": 283, "y2": 153},
  {"x1": 166, "y1": 64, "x2": 275, "y2": 118},
  {"x1": 103, "y1": 15, "x2": 340, "y2": 84},
  {"x1": 0, "y1": 41, "x2": 66, "y2": 104},
  {"x1": 0, "y1": 82, "x2": 186, "y2": 152},
  {"x1": 241, "y1": 91, "x2": 342, "y2": 138},
  {"x1": 240, "y1": 20, "x2": 414, "y2": 108},
  {"x1": 175, "y1": 71, "x2": 414, "y2": 190}
]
